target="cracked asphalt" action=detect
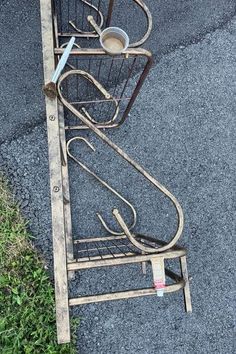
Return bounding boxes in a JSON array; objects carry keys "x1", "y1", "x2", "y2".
[{"x1": 0, "y1": 1, "x2": 236, "y2": 353}]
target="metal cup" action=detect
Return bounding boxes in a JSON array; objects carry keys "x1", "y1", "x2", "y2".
[{"x1": 100, "y1": 27, "x2": 129, "y2": 55}]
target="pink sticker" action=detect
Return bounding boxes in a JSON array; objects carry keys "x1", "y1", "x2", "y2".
[{"x1": 154, "y1": 280, "x2": 165, "y2": 290}]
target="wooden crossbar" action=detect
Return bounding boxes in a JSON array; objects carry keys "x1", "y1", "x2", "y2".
[{"x1": 69, "y1": 282, "x2": 185, "y2": 306}]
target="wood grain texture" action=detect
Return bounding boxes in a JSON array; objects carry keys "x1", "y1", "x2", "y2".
[{"x1": 40, "y1": 0, "x2": 70, "y2": 344}]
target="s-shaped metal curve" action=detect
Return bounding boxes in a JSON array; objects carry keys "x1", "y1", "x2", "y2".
[
  {"x1": 58, "y1": 73, "x2": 184, "y2": 253},
  {"x1": 61, "y1": 70, "x2": 119, "y2": 126},
  {"x1": 129, "y1": 0, "x2": 153, "y2": 47},
  {"x1": 67, "y1": 136, "x2": 137, "y2": 236},
  {"x1": 85, "y1": 0, "x2": 152, "y2": 47},
  {"x1": 69, "y1": 0, "x2": 104, "y2": 36}
]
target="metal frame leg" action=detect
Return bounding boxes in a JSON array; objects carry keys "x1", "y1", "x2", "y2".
[{"x1": 180, "y1": 256, "x2": 192, "y2": 312}]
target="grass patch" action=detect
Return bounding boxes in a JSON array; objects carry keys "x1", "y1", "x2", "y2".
[{"x1": 0, "y1": 176, "x2": 77, "y2": 353}]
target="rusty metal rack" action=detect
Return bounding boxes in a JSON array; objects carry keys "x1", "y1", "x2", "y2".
[
  {"x1": 53, "y1": 0, "x2": 152, "y2": 47},
  {"x1": 40, "y1": 0, "x2": 192, "y2": 345},
  {"x1": 56, "y1": 48, "x2": 152, "y2": 129},
  {"x1": 73, "y1": 235, "x2": 184, "y2": 265},
  {"x1": 74, "y1": 236, "x2": 138, "y2": 261}
]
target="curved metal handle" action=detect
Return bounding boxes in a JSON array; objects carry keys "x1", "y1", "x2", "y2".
[
  {"x1": 60, "y1": 69, "x2": 119, "y2": 126},
  {"x1": 67, "y1": 136, "x2": 137, "y2": 236},
  {"x1": 69, "y1": 0, "x2": 152, "y2": 47},
  {"x1": 69, "y1": 0, "x2": 104, "y2": 36},
  {"x1": 130, "y1": 0, "x2": 153, "y2": 47},
  {"x1": 58, "y1": 72, "x2": 184, "y2": 253},
  {"x1": 87, "y1": 15, "x2": 102, "y2": 35},
  {"x1": 113, "y1": 209, "x2": 161, "y2": 253}
]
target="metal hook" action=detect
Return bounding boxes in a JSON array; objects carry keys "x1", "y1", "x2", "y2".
[
  {"x1": 67, "y1": 136, "x2": 137, "y2": 236},
  {"x1": 59, "y1": 69, "x2": 119, "y2": 126},
  {"x1": 58, "y1": 74, "x2": 184, "y2": 253},
  {"x1": 85, "y1": 0, "x2": 152, "y2": 47},
  {"x1": 69, "y1": 0, "x2": 104, "y2": 36}
]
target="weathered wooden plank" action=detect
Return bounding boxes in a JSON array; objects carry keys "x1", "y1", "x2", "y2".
[
  {"x1": 58, "y1": 103, "x2": 74, "y2": 265},
  {"x1": 40, "y1": 0, "x2": 70, "y2": 344}
]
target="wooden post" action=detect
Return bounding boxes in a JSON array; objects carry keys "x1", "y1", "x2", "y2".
[
  {"x1": 40, "y1": 0, "x2": 71, "y2": 343},
  {"x1": 58, "y1": 103, "x2": 74, "y2": 265}
]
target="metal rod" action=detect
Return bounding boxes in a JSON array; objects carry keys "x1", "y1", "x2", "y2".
[
  {"x1": 67, "y1": 136, "x2": 137, "y2": 235},
  {"x1": 113, "y1": 208, "x2": 163, "y2": 253},
  {"x1": 74, "y1": 235, "x2": 127, "y2": 243},
  {"x1": 54, "y1": 48, "x2": 152, "y2": 57},
  {"x1": 119, "y1": 58, "x2": 137, "y2": 100},
  {"x1": 113, "y1": 58, "x2": 125, "y2": 97},
  {"x1": 67, "y1": 0, "x2": 70, "y2": 32},
  {"x1": 67, "y1": 249, "x2": 187, "y2": 271},
  {"x1": 69, "y1": 281, "x2": 185, "y2": 306},
  {"x1": 59, "y1": 0, "x2": 62, "y2": 33},
  {"x1": 85, "y1": 242, "x2": 91, "y2": 260},
  {"x1": 109, "y1": 240, "x2": 127, "y2": 257},
  {"x1": 76, "y1": 244, "x2": 129, "y2": 254},
  {"x1": 106, "y1": 0, "x2": 115, "y2": 27},
  {"x1": 69, "y1": 97, "x2": 130, "y2": 105},
  {"x1": 106, "y1": 58, "x2": 114, "y2": 85},
  {"x1": 121, "y1": 55, "x2": 153, "y2": 124},
  {"x1": 97, "y1": 58, "x2": 103, "y2": 81},
  {"x1": 97, "y1": 0, "x2": 101, "y2": 22},
  {"x1": 58, "y1": 72, "x2": 184, "y2": 253},
  {"x1": 94, "y1": 242, "x2": 105, "y2": 259},
  {"x1": 180, "y1": 256, "x2": 192, "y2": 312}
]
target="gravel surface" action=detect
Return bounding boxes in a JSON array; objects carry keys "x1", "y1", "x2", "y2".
[{"x1": 0, "y1": 1, "x2": 236, "y2": 353}]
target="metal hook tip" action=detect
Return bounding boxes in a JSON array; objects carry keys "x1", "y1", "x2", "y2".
[{"x1": 112, "y1": 208, "x2": 119, "y2": 216}]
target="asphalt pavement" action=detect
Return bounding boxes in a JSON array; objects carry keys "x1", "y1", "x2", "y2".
[
  {"x1": 0, "y1": 1, "x2": 235, "y2": 353},
  {"x1": 0, "y1": 0, "x2": 235, "y2": 142}
]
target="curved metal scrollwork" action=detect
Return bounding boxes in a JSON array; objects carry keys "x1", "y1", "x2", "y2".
[
  {"x1": 129, "y1": 0, "x2": 153, "y2": 47},
  {"x1": 69, "y1": 0, "x2": 104, "y2": 36},
  {"x1": 58, "y1": 71, "x2": 184, "y2": 253},
  {"x1": 67, "y1": 0, "x2": 152, "y2": 47},
  {"x1": 60, "y1": 69, "x2": 119, "y2": 126},
  {"x1": 67, "y1": 136, "x2": 137, "y2": 236}
]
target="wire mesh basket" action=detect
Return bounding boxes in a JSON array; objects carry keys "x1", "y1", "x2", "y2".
[
  {"x1": 55, "y1": 47, "x2": 152, "y2": 129},
  {"x1": 53, "y1": 0, "x2": 152, "y2": 48}
]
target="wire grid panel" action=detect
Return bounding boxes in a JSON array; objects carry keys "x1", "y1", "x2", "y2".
[
  {"x1": 54, "y1": 0, "x2": 113, "y2": 37},
  {"x1": 58, "y1": 49, "x2": 152, "y2": 129},
  {"x1": 73, "y1": 234, "x2": 177, "y2": 262},
  {"x1": 74, "y1": 236, "x2": 140, "y2": 261},
  {"x1": 53, "y1": 0, "x2": 152, "y2": 48}
]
